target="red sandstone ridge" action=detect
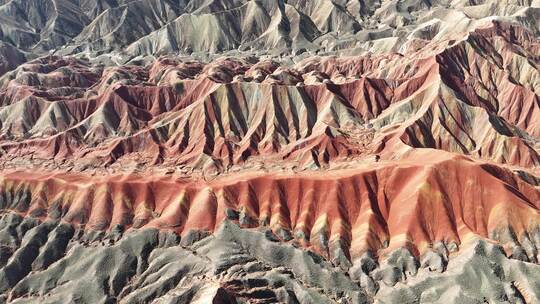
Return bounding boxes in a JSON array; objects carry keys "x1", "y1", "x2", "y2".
[
  {"x1": 2, "y1": 150, "x2": 540, "y2": 264},
  {"x1": 0, "y1": 21, "x2": 538, "y2": 263}
]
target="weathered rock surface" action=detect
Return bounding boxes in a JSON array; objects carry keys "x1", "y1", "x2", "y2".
[
  {"x1": 1, "y1": 150, "x2": 540, "y2": 264},
  {"x1": 0, "y1": 215, "x2": 539, "y2": 303},
  {"x1": 0, "y1": 21, "x2": 538, "y2": 173},
  {"x1": 0, "y1": 0, "x2": 539, "y2": 303},
  {"x1": 0, "y1": 0, "x2": 537, "y2": 66}
]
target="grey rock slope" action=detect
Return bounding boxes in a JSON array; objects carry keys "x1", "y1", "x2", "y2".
[
  {"x1": 0, "y1": 212, "x2": 539, "y2": 304},
  {"x1": 0, "y1": 0, "x2": 538, "y2": 69}
]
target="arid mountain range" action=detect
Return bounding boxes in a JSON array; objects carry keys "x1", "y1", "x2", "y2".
[{"x1": 0, "y1": 0, "x2": 539, "y2": 303}]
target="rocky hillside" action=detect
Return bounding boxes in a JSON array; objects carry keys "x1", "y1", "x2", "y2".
[{"x1": 0, "y1": 1, "x2": 539, "y2": 303}]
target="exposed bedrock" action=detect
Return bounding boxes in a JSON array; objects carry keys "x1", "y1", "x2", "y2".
[
  {"x1": 0, "y1": 150, "x2": 538, "y2": 302},
  {"x1": 0, "y1": 150, "x2": 540, "y2": 267},
  {"x1": 0, "y1": 1, "x2": 538, "y2": 303},
  {"x1": 0, "y1": 21, "x2": 537, "y2": 173},
  {"x1": 0, "y1": 214, "x2": 539, "y2": 303},
  {"x1": 0, "y1": 0, "x2": 537, "y2": 63}
]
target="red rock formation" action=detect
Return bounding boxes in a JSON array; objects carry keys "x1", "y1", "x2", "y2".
[
  {"x1": 0, "y1": 21, "x2": 538, "y2": 268},
  {"x1": 1, "y1": 150, "x2": 539, "y2": 264}
]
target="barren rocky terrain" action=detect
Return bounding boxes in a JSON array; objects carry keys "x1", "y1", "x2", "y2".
[{"x1": 0, "y1": 0, "x2": 539, "y2": 303}]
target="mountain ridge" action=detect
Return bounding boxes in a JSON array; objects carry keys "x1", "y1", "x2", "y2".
[{"x1": 0, "y1": 1, "x2": 539, "y2": 303}]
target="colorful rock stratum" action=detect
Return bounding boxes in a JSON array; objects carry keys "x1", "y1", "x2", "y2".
[{"x1": 0, "y1": 0, "x2": 539, "y2": 303}]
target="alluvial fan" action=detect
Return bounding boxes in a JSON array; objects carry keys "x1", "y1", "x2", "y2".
[{"x1": 0, "y1": 0, "x2": 539, "y2": 303}]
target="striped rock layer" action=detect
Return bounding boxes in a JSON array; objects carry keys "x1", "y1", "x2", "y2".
[{"x1": 0, "y1": 4, "x2": 538, "y2": 304}]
